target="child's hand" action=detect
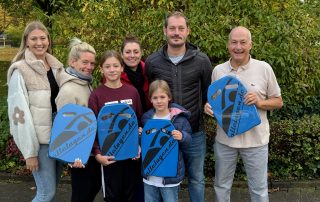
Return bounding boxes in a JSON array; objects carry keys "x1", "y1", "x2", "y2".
[
  {"x1": 68, "y1": 158, "x2": 85, "y2": 168},
  {"x1": 172, "y1": 130, "x2": 182, "y2": 141},
  {"x1": 95, "y1": 154, "x2": 116, "y2": 166},
  {"x1": 138, "y1": 127, "x2": 143, "y2": 136},
  {"x1": 132, "y1": 146, "x2": 141, "y2": 160}
]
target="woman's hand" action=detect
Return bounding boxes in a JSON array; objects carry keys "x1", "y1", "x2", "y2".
[
  {"x1": 26, "y1": 157, "x2": 39, "y2": 172},
  {"x1": 68, "y1": 158, "x2": 85, "y2": 168}
]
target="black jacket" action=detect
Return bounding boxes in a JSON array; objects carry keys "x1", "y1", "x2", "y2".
[{"x1": 145, "y1": 43, "x2": 212, "y2": 132}]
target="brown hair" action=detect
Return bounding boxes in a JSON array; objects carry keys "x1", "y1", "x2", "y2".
[
  {"x1": 164, "y1": 11, "x2": 189, "y2": 28},
  {"x1": 149, "y1": 80, "x2": 172, "y2": 100},
  {"x1": 99, "y1": 50, "x2": 123, "y2": 67},
  {"x1": 12, "y1": 21, "x2": 52, "y2": 63},
  {"x1": 121, "y1": 34, "x2": 141, "y2": 53}
]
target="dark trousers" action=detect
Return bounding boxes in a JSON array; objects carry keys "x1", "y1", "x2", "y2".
[
  {"x1": 103, "y1": 159, "x2": 141, "y2": 202},
  {"x1": 134, "y1": 159, "x2": 144, "y2": 202},
  {"x1": 71, "y1": 156, "x2": 102, "y2": 202}
]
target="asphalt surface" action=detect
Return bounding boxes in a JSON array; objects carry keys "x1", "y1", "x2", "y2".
[{"x1": 0, "y1": 174, "x2": 319, "y2": 202}]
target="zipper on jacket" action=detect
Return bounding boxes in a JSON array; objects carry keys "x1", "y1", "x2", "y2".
[
  {"x1": 177, "y1": 64, "x2": 182, "y2": 104},
  {"x1": 175, "y1": 65, "x2": 178, "y2": 77}
]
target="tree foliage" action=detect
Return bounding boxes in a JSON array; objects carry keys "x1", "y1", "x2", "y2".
[
  {"x1": 0, "y1": 0, "x2": 81, "y2": 29},
  {"x1": 48, "y1": 0, "x2": 320, "y2": 119},
  {"x1": 185, "y1": 0, "x2": 320, "y2": 119},
  {"x1": 0, "y1": 6, "x2": 12, "y2": 31},
  {"x1": 1, "y1": 0, "x2": 319, "y2": 118}
]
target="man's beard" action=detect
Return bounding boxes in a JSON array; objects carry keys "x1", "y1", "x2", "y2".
[{"x1": 167, "y1": 36, "x2": 185, "y2": 48}]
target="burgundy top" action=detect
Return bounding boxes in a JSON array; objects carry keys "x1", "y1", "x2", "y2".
[{"x1": 89, "y1": 83, "x2": 142, "y2": 155}]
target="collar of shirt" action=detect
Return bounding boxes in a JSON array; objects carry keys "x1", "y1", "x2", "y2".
[{"x1": 227, "y1": 55, "x2": 252, "y2": 72}]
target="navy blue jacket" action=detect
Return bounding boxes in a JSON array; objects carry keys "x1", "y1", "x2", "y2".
[{"x1": 141, "y1": 103, "x2": 192, "y2": 185}]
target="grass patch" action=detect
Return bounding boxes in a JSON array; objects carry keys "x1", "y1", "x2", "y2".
[
  {"x1": 0, "y1": 61, "x2": 10, "y2": 98},
  {"x1": 0, "y1": 47, "x2": 19, "y2": 62},
  {"x1": 0, "y1": 47, "x2": 17, "y2": 97}
]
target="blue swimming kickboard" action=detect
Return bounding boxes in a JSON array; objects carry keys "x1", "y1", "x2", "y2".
[
  {"x1": 97, "y1": 103, "x2": 139, "y2": 160},
  {"x1": 141, "y1": 119, "x2": 178, "y2": 177},
  {"x1": 49, "y1": 104, "x2": 97, "y2": 164},
  {"x1": 207, "y1": 75, "x2": 261, "y2": 137}
]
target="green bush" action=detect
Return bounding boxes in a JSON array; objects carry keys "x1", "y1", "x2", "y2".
[
  {"x1": 0, "y1": 97, "x2": 9, "y2": 151},
  {"x1": 4, "y1": 25, "x2": 24, "y2": 47},
  {"x1": 0, "y1": 61, "x2": 25, "y2": 174},
  {"x1": 269, "y1": 114, "x2": 320, "y2": 179},
  {"x1": 186, "y1": 0, "x2": 320, "y2": 120},
  {"x1": 0, "y1": 96, "x2": 26, "y2": 174},
  {"x1": 203, "y1": 114, "x2": 320, "y2": 180},
  {"x1": 204, "y1": 115, "x2": 248, "y2": 180},
  {"x1": 0, "y1": 137, "x2": 27, "y2": 174},
  {"x1": 0, "y1": 62, "x2": 9, "y2": 152},
  {"x1": 204, "y1": 115, "x2": 216, "y2": 178},
  {"x1": 48, "y1": 0, "x2": 320, "y2": 120}
]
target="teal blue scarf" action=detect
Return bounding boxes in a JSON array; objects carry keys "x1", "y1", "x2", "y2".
[{"x1": 66, "y1": 67, "x2": 92, "y2": 82}]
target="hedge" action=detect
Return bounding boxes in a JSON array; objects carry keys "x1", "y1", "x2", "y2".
[{"x1": 203, "y1": 114, "x2": 320, "y2": 180}]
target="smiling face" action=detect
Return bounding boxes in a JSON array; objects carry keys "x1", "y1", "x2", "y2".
[
  {"x1": 71, "y1": 51, "x2": 95, "y2": 77},
  {"x1": 100, "y1": 56, "x2": 123, "y2": 83},
  {"x1": 151, "y1": 88, "x2": 171, "y2": 114},
  {"x1": 122, "y1": 42, "x2": 142, "y2": 70},
  {"x1": 228, "y1": 27, "x2": 252, "y2": 67},
  {"x1": 26, "y1": 29, "x2": 49, "y2": 60},
  {"x1": 164, "y1": 16, "x2": 190, "y2": 48}
]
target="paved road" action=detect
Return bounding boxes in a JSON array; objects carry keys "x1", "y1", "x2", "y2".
[{"x1": 0, "y1": 176, "x2": 319, "y2": 201}]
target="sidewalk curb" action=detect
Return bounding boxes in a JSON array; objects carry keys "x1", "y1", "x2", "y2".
[
  {"x1": 1, "y1": 172, "x2": 319, "y2": 189},
  {"x1": 0, "y1": 172, "x2": 70, "y2": 184}
]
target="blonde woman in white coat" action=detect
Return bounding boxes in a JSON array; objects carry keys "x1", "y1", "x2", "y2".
[{"x1": 7, "y1": 21, "x2": 66, "y2": 202}]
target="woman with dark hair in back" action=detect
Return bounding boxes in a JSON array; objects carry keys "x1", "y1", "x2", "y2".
[{"x1": 102, "y1": 35, "x2": 151, "y2": 113}]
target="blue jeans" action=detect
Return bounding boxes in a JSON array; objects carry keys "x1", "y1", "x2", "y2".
[
  {"x1": 144, "y1": 183, "x2": 179, "y2": 202},
  {"x1": 32, "y1": 144, "x2": 63, "y2": 202},
  {"x1": 183, "y1": 131, "x2": 206, "y2": 202},
  {"x1": 214, "y1": 141, "x2": 269, "y2": 202}
]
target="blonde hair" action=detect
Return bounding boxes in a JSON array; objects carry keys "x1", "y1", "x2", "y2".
[
  {"x1": 149, "y1": 80, "x2": 172, "y2": 100},
  {"x1": 12, "y1": 21, "x2": 51, "y2": 63},
  {"x1": 68, "y1": 37, "x2": 96, "y2": 66}
]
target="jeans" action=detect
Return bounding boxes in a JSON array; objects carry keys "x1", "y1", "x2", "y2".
[
  {"x1": 183, "y1": 131, "x2": 206, "y2": 202},
  {"x1": 214, "y1": 141, "x2": 269, "y2": 202},
  {"x1": 32, "y1": 144, "x2": 63, "y2": 202},
  {"x1": 144, "y1": 183, "x2": 179, "y2": 202}
]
